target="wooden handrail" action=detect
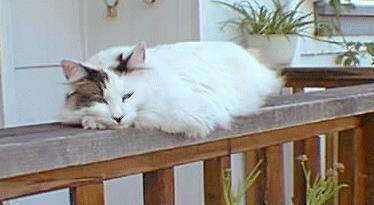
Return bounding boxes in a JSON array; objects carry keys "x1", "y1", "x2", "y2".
[
  {"x1": 1, "y1": 68, "x2": 374, "y2": 204},
  {"x1": 0, "y1": 84, "x2": 373, "y2": 180},
  {"x1": 283, "y1": 67, "x2": 374, "y2": 88}
]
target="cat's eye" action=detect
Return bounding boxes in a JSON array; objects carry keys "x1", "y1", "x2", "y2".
[{"x1": 122, "y1": 92, "x2": 134, "y2": 102}]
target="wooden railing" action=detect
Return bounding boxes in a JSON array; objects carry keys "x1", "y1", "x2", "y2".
[{"x1": 1, "y1": 68, "x2": 374, "y2": 205}]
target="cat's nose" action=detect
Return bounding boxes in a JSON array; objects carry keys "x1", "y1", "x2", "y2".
[{"x1": 112, "y1": 115, "x2": 124, "y2": 123}]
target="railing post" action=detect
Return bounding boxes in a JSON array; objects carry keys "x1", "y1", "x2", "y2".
[
  {"x1": 204, "y1": 156, "x2": 231, "y2": 205},
  {"x1": 265, "y1": 145, "x2": 284, "y2": 205},
  {"x1": 293, "y1": 141, "x2": 306, "y2": 205},
  {"x1": 245, "y1": 150, "x2": 265, "y2": 205},
  {"x1": 365, "y1": 114, "x2": 374, "y2": 204},
  {"x1": 293, "y1": 136, "x2": 320, "y2": 205},
  {"x1": 326, "y1": 132, "x2": 339, "y2": 205},
  {"x1": 70, "y1": 182, "x2": 104, "y2": 205},
  {"x1": 339, "y1": 126, "x2": 368, "y2": 205},
  {"x1": 143, "y1": 167, "x2": 175, "y2": 205}
]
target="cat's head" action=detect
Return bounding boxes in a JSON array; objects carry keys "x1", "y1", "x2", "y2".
[{"x1": 61, "y1": 42, "x2": 147, "y2": 128}]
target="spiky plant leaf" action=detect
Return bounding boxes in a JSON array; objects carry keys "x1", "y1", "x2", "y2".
[{"x1": 223, "y1": 160, "x2": 263, "y2": 205}]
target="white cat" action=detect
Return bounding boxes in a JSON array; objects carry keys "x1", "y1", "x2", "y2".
[{"x1": 61, "y1": 41, "x2": 282, "y2": 137}]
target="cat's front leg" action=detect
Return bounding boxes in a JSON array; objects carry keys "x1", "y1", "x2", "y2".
[{"x1": 81, "y1": 116, "x2": 110, "y2": 130}]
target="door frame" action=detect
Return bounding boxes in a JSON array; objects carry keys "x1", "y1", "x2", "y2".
[{"x1": 0, "y1": 0, "x2": 16, "y2": 128}]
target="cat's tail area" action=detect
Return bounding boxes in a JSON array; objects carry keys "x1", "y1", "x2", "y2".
[
  {"x1": 246, "y1": 48, "x2": 283, "y2": 72},
  {"x1": 246, "y1": 48, "x2": 285, "y2": 96}
]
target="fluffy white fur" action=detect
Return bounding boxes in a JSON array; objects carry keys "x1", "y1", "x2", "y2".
[{"x1": 62, "y1": 41, "x2": 282, "y2": 137}]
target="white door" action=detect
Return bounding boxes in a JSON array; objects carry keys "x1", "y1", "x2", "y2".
[{"x1": 1, "y1": 0, "x2": 200, "y2": 204}]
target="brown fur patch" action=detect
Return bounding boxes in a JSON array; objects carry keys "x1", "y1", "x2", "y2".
[
  {"x1": 65, "y1": 68, "x2": 109, "y2": 109},
  {"x1": 65, "y1": 92, "x2": 107, "y2": 109}
]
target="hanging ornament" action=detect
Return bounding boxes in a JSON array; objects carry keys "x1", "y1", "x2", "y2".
[
  {"x1": 103, "y1": 0, "x2": 120, "y2": 18},
  {"x1": 143, "y1": 0, "x2": 156, "y2": 4}
]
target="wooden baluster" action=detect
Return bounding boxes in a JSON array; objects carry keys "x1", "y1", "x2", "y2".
[
  {"x1": 144, "y1": 167, "x2": 175, "y2": 205},
  {"x1": 325, "y1": 132, "x2": 339, "y2": 205},
  {"x1": 245, "y1": 150, "x2": 265, "y2": 205},
  {"x1": 291, "y1": 85, "x2": 306, "y2": 205},
  {"x1": 293, "y1": 141, "x2": 306, "y2": 205},
  {"x1": 304, "y1": 137, "x2": 321, "y2": 182},
  {"x1": 364, "y1": 114, "x2": 374, "y2": 204},
  {"x1": 70, "y1": 182, "x2": 104, "y2": 205},
  {"x1": 338, "y1": 127, "x2": 368, "y2": 205},
  {"x1": 204, "y1": 156, "x2": 230, "y2": 205},
  {"x1": 326, "y1": 133, "x2": 339, "y2": 172},
  {"x1": 265, "y1": 145, "x2": 284, "y2": 205},
  {"x1": 293, "y1": 87, "x2": 304, "y2": 93},
  {"x1": 293, "y1": 136, "x2": 320, "y2": 205},
  {"x1": 338, "y1": 129, "x2": 355, "y2": 205},
  {"x1": 352, "y1": 127, "x2": 368, "y2": 205}
]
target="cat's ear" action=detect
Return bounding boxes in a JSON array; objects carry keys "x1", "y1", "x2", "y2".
[
  {"x1": 61, "y1": 60, "x2": 88, "y2": 82},
  {"x1": 116, "y1": 42, "x2": 146, "y2": 73},
  {"x1": 127, "y1": 41, "x2": 146, "y2": 69}
]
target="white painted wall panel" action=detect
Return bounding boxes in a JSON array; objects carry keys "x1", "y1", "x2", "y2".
[
  {"x1": 7, "y1": 190, "x2": 69, "y2": 205},
  {"x1": 10, "y1": 67, "x2": 66, "y2": 126},
  {"x1": 83, "y1": 0, "x2": 199, "y2": 56},
  {"x1": 175, "y1": 162, "x2": 204, "y2": 205},
  {"x1": 10, "y1": 0, "x2": 83, "y2": 67},
  {"x1": 105, "y1": 174, "x2": 143, "y2": 205},
  {"x1": 198, "y1": 0, "x2": 237, "y2": 41}
]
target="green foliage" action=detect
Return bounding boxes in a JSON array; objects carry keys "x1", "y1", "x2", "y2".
[
  {"x1": 336, "y1": 42, "x2": 374, "y2": 66},
  {"x1": 307, "y1": 175, "x2": 348, "y2": 205},
  {"x1": 222, "y1": 156, "x2": 347, "y2": 205},
  {"x1": 214, "y1": 0, "x2": 374, "y2": 67},
  {"x1": 317, "y1": 0, "x2": 374, "y2": 66},
  {"x1": 298, "y1": 155, "x2": 348, "y2": 205},
  {"x1": 213, "y1": 0, "x2": 315, "y2": 35},
  {"x1": 314, "y1": 21, "x2": 341, "y2": 37},
  {"x1": 223, "y1": 160, "x2": 262, "y2": 205}
]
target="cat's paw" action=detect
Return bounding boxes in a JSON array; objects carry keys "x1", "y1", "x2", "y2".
[
  {"x1": 81, "y1": 116, "x2": 107, "y2": 130},
  {"x1": 185, "y1": 130, "x2": 210, "y2": 138}
]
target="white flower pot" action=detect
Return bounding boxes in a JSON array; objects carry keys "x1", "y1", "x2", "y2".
[{"x1": 240, "y1": 35, "x2": 299, "y2": 66}]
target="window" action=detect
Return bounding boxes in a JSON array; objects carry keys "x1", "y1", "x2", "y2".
[{"x1": 349, "y1": 0, "x2": 374, "y2": 6}]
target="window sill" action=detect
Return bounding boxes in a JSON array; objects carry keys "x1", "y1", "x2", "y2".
[{"x1": 315, "y1": 2, "x2": 374, "y2": 17}]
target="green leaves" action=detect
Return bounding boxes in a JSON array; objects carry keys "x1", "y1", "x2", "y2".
[
  {"x1": 335, "y1": 42, "x2": 374, "y2": 66},
  {"x1": 306, "y1": 175, "x2": 348, "y2": 205},
  {"x1": 214, "y1": 0, "x2": 315, "y2": 35},
  {"x1": 314, "y1": 21, "x2": 341, "y2": 37},
  {"x1": 223, "y1": 160, "x2": 262, "y2": 205},
  {"x1": 364, "y1": 42, "x2": 374, "y2": 56},
  {"x1": 215, "y1": 0, "x2": 374, "y2": 66},
  {"x1": 298, "y1": 155, "x2": 348, "y2": 205},
  {"x1": 335, "y1": 50, "x2": 360, "y2": 66}
]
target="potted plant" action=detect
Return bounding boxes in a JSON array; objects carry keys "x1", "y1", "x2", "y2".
[
  {"x1": 215, "y1": 0, "x2": 374, "y2": 67},
  {"x1": 214, "y1": 0, "x2": 326, "y2": 66}
]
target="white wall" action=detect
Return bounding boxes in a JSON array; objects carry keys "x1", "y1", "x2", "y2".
[
  {"x1": 199, "y1": 0, "x2": 237, "y2": 41},
  {"x1": 0, "y1": 0, "x2": 6, "y2": 128},
  {"x1": 82, "y1": 0, "x2": 199, "y2": 56},
  {"x1": 2, "y1": 0, "x2": 84, "y2": 127}
]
